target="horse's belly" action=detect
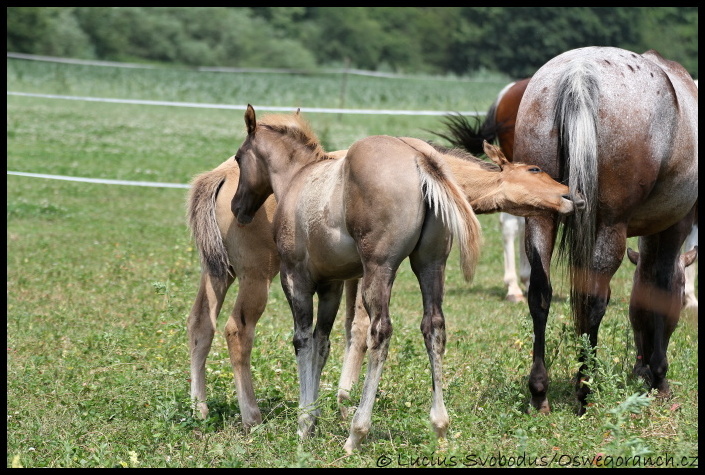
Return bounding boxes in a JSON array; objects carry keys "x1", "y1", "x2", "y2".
[
  {"x1": 308, "y1": 229, "x2": 362, "y2": 280},
  {"x1": 628, "y1": 193, "x2": 697, "y2": 237}
]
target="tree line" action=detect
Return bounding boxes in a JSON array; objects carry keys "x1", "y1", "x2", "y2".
[{"x1": 6, "y1": 7, "x2": 698, "y2": 79}]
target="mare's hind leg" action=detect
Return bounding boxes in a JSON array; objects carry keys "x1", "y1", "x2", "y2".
[
  {"x1": 573, "y1": 223, "x2": 626, "y2": 414},
  {"x1": 409, "y1": 229, "x2": 452, "y2": 440},
  {"x1": 223, "y1": 274, "x2": 271, "y2": 429},
  {"x1": 525, "y1": 215, "x2": 559, "y2": 414},
  {"x1": 188, "y1": 272, "x2": 233, "y2": 419},
  {"x1": 630, "y1": 220, "x2": 692, "y2": 397},
  {"x1": 518, "y1": 217, "x2": 531, "y2": 292},
  {"x1": 337, "y1": 278, "x2": 368, "y2": 419},
  {"x1": 344, "y1": 265, "x2": 397, "y2": 454}
]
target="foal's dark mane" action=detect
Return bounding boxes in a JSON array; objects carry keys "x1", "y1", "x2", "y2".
[
  {"x1": 258, "y1": 113, "x2": 334, "y2": 161},
  {"x1": 426, "y1": 141, "x2": 500, "y2": 172}
]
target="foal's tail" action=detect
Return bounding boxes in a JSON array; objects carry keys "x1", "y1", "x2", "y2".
[
  {"x1": 553, "y1": 60, "x2": 600, "y2": 329},
  {"x1": 416, "y1": 153, "x2": 482, "y2": 283},
  {"x1": 186, "y1": 164, "x2": 232, "y2": 279}
]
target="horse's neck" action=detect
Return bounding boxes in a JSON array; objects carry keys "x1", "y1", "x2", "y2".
[
  {"x1": 269, "y1": 148, "x2": 321, "y2": 201},
  {"x1": 443, "y1": 154, "x2": 504, "y2": 213}
]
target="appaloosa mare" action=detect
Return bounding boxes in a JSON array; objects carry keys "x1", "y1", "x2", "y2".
[
  {"x1": 230, "y1": 105, "x2": 581, "y2": 452},
  {"x1": 512, "y1": 47, "x2": 698, "y2": 415},
  {"x1": 439, "y1": 76, "x2": 699, "y2": 309}
]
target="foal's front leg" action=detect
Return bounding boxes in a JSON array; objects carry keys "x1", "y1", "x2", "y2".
[
  {"x1": 281, "y1": 266, "x2": 343, "y2": 439},
  {"x1": 280, "y1": 265, "x2": 318, "y2": 438},
  {"x1": 310, "y1": 280, "x2": 345, "y2": 407}
]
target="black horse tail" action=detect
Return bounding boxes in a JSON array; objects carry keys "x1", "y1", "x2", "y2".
[
  {"x1": 433, "y1": 109, "x2": 501, "y2": 157},
  {"x1": 554, "y1": 60, "x2": 600, "y2": 333}
]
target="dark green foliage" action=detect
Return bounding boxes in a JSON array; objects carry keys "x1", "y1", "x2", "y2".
[{"x1": 7, "y1": 7, "x2": 698, "y2": 77}]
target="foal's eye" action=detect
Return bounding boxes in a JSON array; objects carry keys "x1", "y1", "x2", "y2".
[{"x1": 528, "y1": 167, "x2": 542, "y2": 173}]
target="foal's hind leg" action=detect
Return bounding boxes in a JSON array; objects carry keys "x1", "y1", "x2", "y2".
[
  {"x1": 337, "y1": 278, "x2": 368, "y2": 419},
  {"x1": 224, "y1": 275, "x2": 272, "y2": 429},
  {"x1": 682, "y1": 223, "x2": 698, "y2": 314},
  {"x1": 344, "y1": 265, "x2": 396, "y2": 454},
  {"x1": 409, "y1": 236, "x2": 452, "y2": 440},
  {"x1": 188, "y1": 272, "x2": 233, "y2": 419}
]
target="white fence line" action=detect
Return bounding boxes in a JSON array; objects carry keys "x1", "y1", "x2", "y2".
[
  {"x1": 8, "y1": 52, "x2": 484, "y2": 186},
  {"x1": 7, "y1": 91, "x2": 482, "y2": 116},
  {"x1": 7, "y1": 171, "x2": 191, "y2": 189},
  {"x1": 7, "y1": 51, "x2": 506, "y2": 83}
]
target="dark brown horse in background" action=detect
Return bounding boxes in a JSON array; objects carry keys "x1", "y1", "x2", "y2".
[{"x1": 511, "y1": 47, "x2": 697, "y2": 415}]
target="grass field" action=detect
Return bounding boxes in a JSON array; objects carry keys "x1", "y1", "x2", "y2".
[{"x1": 6, "y1": 57, "x2": 698, "y2": 468}]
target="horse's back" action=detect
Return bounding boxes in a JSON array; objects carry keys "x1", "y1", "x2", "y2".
[
  {"x1": 343, "y1": 135, "x2": 438, "y2": 260},
  {"x1": 344, "y1": 135, "x2": 428, "y2": 200}
]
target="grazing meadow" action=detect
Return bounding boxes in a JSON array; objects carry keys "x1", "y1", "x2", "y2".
[{"x1": 6, "y1": 57, "x2": 698, "y2": 468}]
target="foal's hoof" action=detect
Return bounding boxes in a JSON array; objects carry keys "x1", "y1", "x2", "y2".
[
  {"x1": 297, "y1": 414, "x2": 317, "y2": 439},
  {"x1": 343, "y1": 436, "x2": 362, "y2": 455},
  {"x1": 337, "y1": 390, "x2": 357, "y2": 420},
  {"x1": 193, "y1": 401, "x2": 209, "y2": 420},
  {"x1": 654, "y1": 382, "x2": 672, "y2": 399}
]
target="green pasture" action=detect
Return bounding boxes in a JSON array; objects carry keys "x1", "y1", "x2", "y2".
[{"x1": 6, "y1": 58, "x2": 698, "y2": 468}]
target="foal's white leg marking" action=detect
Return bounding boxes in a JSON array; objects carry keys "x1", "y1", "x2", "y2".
[
  {"x1": 281, "y1": 271, "x2": 320, "y2": 439},
  {"x1": 683, "y1": 223, "x2": 698, "y2": 311},
  {"x1": 428, "y1": 323, "x2": 449, "y2": 439},
  {"x1": 296, "y1": 344, "x2": 319, "y2": 439}
]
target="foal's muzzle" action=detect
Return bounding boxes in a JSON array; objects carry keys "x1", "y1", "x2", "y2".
[{"x1": 564, "y1": 192, "x2": 586, "y2": 210}]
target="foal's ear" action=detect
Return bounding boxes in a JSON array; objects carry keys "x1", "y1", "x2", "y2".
[
  {"x1": 295, "y1": 108, "x2": 301, "y2": 116},
  {"x1": 245, "y1": 104, "x2": 257, "y2": 136},
  {"x1": 682, "y1": 246, "x2": 698, "y2": 268},
  {"x1": 483, "y1": 140, "x2": 509, "y2": 169}
]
